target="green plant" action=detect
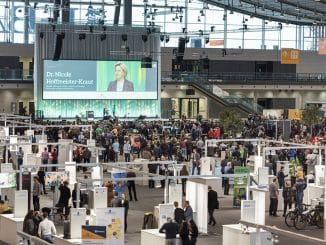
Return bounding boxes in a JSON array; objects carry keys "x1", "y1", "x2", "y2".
[
  {"x1": 219, "y1": 108, "x2": 244, "y2": 137},
  {"x1": 302, "y1": 105, "x2": 320, "y2": 136}
]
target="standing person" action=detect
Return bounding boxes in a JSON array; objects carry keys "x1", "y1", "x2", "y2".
[
  {"x1": 121, "y1": 193, "x2": 129, "y2": 232},
  {"x1": 111, "y1": 191, "x2": 122, "y2": 207},
  {"x1": 184, "y1": 201, "x2": 193, "y2": 222},
  {"x1": 159, "y1": 217, "x2": 179, "y2": 245},
  {"x1": 41, "y1": 147, "x2": 49, "y2": 165},
  {"x1": 126, "y1": 170, "x2": 138, "y2": 201},
  {"x1": 37, "y1": 168, "x2": 47, "y2": 194},
  {"x1": 277, "y1": 166, "x2": 288, "y2": 189},
  {"x1": 269, "y1": 178, "x2": 279, "y2": 217},
  {"x1": 180, "y1": 165, "x2": 189, "y2": 196},
  {"x1": 51, "y1": 148, "x2": 58, "y2": 171},
  {"x1": 174, "y1": 201, "x2": 185, "y2": 225},
  {"x1": 23, "y1": 210, "x2": 36, "y2": 236},
  {"x1": 295, "y1": 177, "x2": 307, "y2": 214},
  {"x1": 112, "y1": 139, "x2": 120, "y2": 162},
  {"x1": 239, "y1": 144, "x2": 247, "y2": 167},
  {"x1": 32, "y1": 176, "x2": 42, "y2": 211},
  {"x1": 57, "y1": 181, "x2": 71, "y2": 218},
  {"x1": 16, "y1": 147, "x2": 24, "y2": 169},
  {"x1": 188, "y1": 219, "x2": 198, "y2": 245},
  {"x1": 72, "y1": 183, "x2": 82, "y2": 208},
  {"x1": 123, "y1": 140, "x2": 131, "y2": 162},
  {"x1": 207, "y1": 186, "x2": 218, "y2": 226},
  {"x1": 282, "y1": 181, "x2": 293, "y2": 217},
  {"x1": 82, "y1": 147, "x2": 91, "y2": 173},
  {"x1": 191, "y1": 148, "x2": 201, "y2": 175},
  {"x1": 179, "y1": 221, "x2": 190, "y2": 245},
  {"x1": 38, "y1": 208, "x2": 56, "y2": 244}
]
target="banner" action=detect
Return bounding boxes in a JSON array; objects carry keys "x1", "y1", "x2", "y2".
[
  {"x1": 112, "y1": 169, "x2": 127, "y2": 198},
  {"x1": 0, "y1": 172, "x2": 17, "y2": 188},
  {"x1": 82, "y1": 225, "x2": 106, "y2": 245},
  {"x1": 288, "y1": 109, "x2": 303, "y2": 120},
  {"x1": 209, "y1": 40, "x2": 224, "y2": 46},
  {"x1": 233, "y1": 166, "x2": 249, "y2": 207},
  {"x1": 319, "y1": 38, "x2": 326, "y2": 55},
  {"x1": 158, "y1": 204, "x2": 175, "y2": 228},
  {"x1": 96, "y1": 208, "x2": 124, "y2": 245},
  {"x1": 45, "y1": 171, "x2": 69, "y2": 187},
  {"x1": 281, "y1": 48, "x2": 300, "y2": 64}
]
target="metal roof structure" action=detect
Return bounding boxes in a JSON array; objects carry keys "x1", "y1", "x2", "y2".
[{"x1": 205, "y1": 0, "x2": 326, "y2": 25}]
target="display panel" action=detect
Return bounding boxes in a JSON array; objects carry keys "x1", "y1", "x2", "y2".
[{"x1": 43, "y1": 60, "x2": 158, "y2": 100}]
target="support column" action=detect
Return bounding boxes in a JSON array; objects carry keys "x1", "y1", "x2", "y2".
[
  {"x1": 124, "y1": 0, "x2": 132, "y2": 25},
  {"x1": 24, "y1": 0, "x2": 29, "y2": 44},
  {"x1": 223, "y1": 9, "x2": 227, "y2": 48},
  {"x1": 19, "y1": 56, "x2": 32, "y2": 79},
  {"x1": 261, "y1": 19, "x2": 265, "y2": 49}
]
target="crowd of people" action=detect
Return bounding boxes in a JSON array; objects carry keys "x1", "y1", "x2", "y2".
[{"x1": 6, "y1": 114, "x2": 326, "y2": 243}]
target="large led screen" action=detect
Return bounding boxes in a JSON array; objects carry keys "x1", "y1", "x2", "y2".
[{"x1": 43, "y1": 60, "x2": 158, "y2": 100}]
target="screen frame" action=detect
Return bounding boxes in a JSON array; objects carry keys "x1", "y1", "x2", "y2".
[{"x1": 41, "y1": 59, "x2": 159, "y2": 100}]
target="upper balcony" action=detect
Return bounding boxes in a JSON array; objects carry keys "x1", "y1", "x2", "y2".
[{"x1": 161, "y1": 72, "x2": 326, "y2": 85}]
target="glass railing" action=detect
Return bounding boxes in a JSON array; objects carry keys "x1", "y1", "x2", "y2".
[
  {"x1": 0, "y1": 69, "x2": 33, "y2": 81},
  {"x1": 161, "y1": 71, "x2": 326, "y2": 83}
]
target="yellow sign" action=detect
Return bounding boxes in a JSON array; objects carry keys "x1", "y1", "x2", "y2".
[
  {"x1": 319, "y1": 38, "x2": 326, "y2": 55},
  {"x1": 288, "y1": 109, "x2": 303, "y2": 120},
  {"x1": 281, "y1": 48, "x2": 300, "y2": 64}
]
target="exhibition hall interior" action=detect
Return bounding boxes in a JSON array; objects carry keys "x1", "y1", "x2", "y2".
[{"x1": 1, "y1": 0, "x2": 326, "y2": 245}]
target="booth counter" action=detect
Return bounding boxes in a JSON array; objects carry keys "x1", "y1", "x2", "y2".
[
  {"x1": 223, "y1": 224, "x2": 272, "y2": 245},
  {"x1": 304, "y1": 184, "x2": 324, "y2": 205},
  {"x1": 141, "y1": 229, "x2": 181, "y2": 245},
  {"x1": 0, "y1": 214, "x2": 24, "y2": 244}
]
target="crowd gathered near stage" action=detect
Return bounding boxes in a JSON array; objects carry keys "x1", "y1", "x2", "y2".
[{"x1": 2, "y1": 114, "x2": 326, "y2": 243}]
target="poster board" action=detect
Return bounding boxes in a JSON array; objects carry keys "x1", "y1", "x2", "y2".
[
  {"x1": 96, "y1": 208, "x2": 124, "y2": 245},
  {"x1": 82, "y1": 225, "x2": 106, "y2": 244},
  {"x1": 65, "y1": 162, "x2": 76, "y2": 185},
  {"x1": 9, "y1": 135, "x2": 18, "y2": 151},
  {"x1": 0, "y1": 173, "x2": 17, "y2": 188},
  {"x1": 158, "y1": 204, "x2": 174, "y2": 228},
  {"x1": 241, "y1": 200, "x2": 256, "y2": 224},
  {"x1": 70, "y1": 208, "x2": 87, "y2": 239},
  {"x1": 168, "y1": 183, "x2": 182, "y2": 208},
  {"x1": 14, "y1": 190, "x2": 28, "y2": 218},
  {"x1": 258, "y1": 167, "x2": 269, "y2": 187},
  {"x1": 91, "y1": 166, "x2": 101, "y2": 187},
  {"x1": 45, "y1": 171, "x2": 69, "y2": 187},
  {"x1": 112, "y1": 169, "x2": 127, "y2": 198},
  {"x1": 233, "y1": 166, "x2": 249, "y2": 207},
  {"x1": 92, "y1": 187, "x2": 107, "y2": 209},
  {"x1": 1, "y1": 163, "x2": 13, "y2": 173}
]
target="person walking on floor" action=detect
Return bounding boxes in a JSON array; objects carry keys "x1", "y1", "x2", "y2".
[
  {"x1": 277, "y1": 166, "x2": 288, "y2": 189},
  {"x1": 282, "y1": 181, "x2": 294, "y2": 216},
  {"x1": 207, "y1": 186, "x2": 218, "y2": 226},
  {"x1": 121, "y1": 193, "x2": 129, "y2": 232},
  {"x1": 127, "y1": 170, "x2": 138, "y2": 201},
  {"x1": 32, "y1": 176, "x2": 42, "y2": 211},
  {"x1": 16, "y1": 147, "x2": 24, "y2": 169},
  {"x1": 269, "y1": 178, "x2": 279, "y2": 217}
]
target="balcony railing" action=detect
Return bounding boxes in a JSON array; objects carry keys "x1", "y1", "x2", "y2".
[
  {"x1": 161, "y1": 71, "x2": 326, "y2": 84},
  {"x1": 0, "y1": 69, "x2": 33, "y2": 81}
]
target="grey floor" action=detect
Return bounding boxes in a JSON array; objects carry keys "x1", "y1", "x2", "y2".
[{"x1": 34, "y1": 180, "x2": 326, "y2": 245}]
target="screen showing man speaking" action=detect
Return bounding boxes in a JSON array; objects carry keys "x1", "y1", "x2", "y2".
[{"x1": 43, "y1": 60, "x2": 158, "y2": 100}]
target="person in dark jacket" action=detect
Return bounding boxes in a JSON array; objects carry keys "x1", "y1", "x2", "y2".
[
  {"x1": 23, "y1": 210, "x2": 36, "y2": 236},
  {"x1": 159, "y1": 217, "x2": 179, "y2": 244},
  {"x1": 179, "y1": 221, "x2": 190, "y2": 245},
  {"x1": 57, "y1": 181, "x2": 71, "y2": 218},
  {"x1": 174, "y1": 201, "x2": 185, "y2": 225},
  {"x1": 277, "y1": 166, "x2": 288, "y2": 189},
  {"x1": 121, "y1": 193, "x2": 129, "y2": 232},
  {"x1": 295, "y1": 177, "x2": 307, "y2": 214},
  {"x1": 188, "y1": 219, "x2": 198, "y2": 245},
  {"x1": 282, "y1": 181, "x2": 294, "y2": 216},
  {"x1": 207, "y1": 186, "x2": 218, "y2": 226}
]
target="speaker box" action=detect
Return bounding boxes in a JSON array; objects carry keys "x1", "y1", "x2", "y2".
[
  {"x1": 186, "y1": 89, "x2": 195, "y2": 95},
  {"x1": 141, "y1": 56, "x2": 152, "y2": 68},
  {"x1": 177, "y1": 37, "x2": 186, "y2": 62},
  {"x1": 53, "y1": 33, "x2": 64, "y2": 61}
]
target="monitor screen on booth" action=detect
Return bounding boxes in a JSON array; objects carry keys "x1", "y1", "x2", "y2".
[{"x1": 43, "y1": 60, "x2": 158, "y2": 100}]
